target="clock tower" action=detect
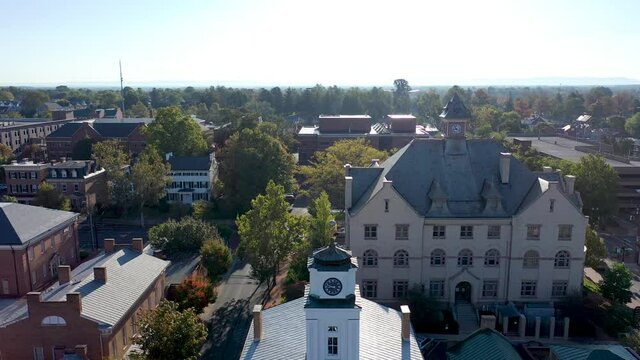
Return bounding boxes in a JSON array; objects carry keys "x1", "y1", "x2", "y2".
[
  {"x1": 305, "y1": 242, "x2": 360, "y2": 360},
  {"x1": 440, "y1": 92, "x2": 471, "y2": 139}
]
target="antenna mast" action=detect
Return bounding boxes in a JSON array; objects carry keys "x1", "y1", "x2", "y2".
[{"x1": 119, "y1": 60, "x2": 125, "y2": 116}]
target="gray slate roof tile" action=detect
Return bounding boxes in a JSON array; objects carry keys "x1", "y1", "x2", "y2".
[{"x1": 0, "y1": 203, "x2": 78, "y2": 245}]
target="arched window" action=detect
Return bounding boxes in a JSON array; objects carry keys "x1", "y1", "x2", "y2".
[
  {"x1": 430, "y1": 249, "x2": 446, "y2": 266},
  {"x1": 41, "y1": 316, "x2": 66, "y2": 326},
  {"x1": 457, "y1": 249, "x2": 473, "y2": 266},
  {"x1": 50, "y1": 170, "x2": 57, "y2": 178},
  {"x1": 71, "y1": 170, "x2": 77, "y2": 178},
  {"x1": 484, "y1": 249, "x2": 500, "y2": 266},
  {"x1": 523, "y1": 250, "x2": 539, "y2": 268},
  {"x1": 393, "y1": 250, "x2": 409, "y2": 267},
  {"x1": 554, "y1": 250, "x2": 570, "y2": 268},
  {"x1": 61, "y1": 170, "x2": 67, "y2": 178},
  {"x1": 362, "y1": 250, "x2": 378, "y2": 267}
]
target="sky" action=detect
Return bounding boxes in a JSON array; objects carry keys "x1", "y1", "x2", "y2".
[{"x1": 1, "y1": 0, "x2": 639, "y2": 87}]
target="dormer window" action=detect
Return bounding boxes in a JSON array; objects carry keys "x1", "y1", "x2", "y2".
[
  {"x1": 71, "y1": 170, "x2": 77, "y2": 178},
  {"x1": 51, "y1": 170, "x2": 57, "y2": 178},
  {"x1": 61, "y1": 170, "x2": 67, "y2": 178}
]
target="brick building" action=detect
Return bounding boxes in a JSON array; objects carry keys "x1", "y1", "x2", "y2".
[
  {"x1": 0, "y1": 203, "x2": 79, "y2": 297},
  {"x1": 46, "y1": 122, "x2": 147, "y2": 160},
  {"x1": 2, "y1": 160, "x2": 50, "y2": 204},
  {"x1": 46, "y1": 160, "x2": 107, "y2": 211},
  {"x1": 0, "y1": 118, "x2": 76, "y2": 153},
  {"x1": 0, "y1": 238, "x2": 169, "y2": 360}
]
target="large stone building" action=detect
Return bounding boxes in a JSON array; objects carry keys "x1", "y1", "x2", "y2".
[{"x1": 345, "y1": 94, "x2": 588, "y2": 305}]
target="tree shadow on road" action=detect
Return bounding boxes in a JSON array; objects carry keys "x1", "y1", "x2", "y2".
[{"x1": 200, "y1": 298, "x2": 252, "y2": 360}]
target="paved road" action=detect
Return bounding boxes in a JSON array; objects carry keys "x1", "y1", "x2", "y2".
[{"x1": 200, "y1": 259, "x2": 265, "y2": 360}]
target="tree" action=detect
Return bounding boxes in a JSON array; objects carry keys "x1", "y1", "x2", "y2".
[
  {"x1": 129, "y1": 102, "x2": 150, "y2": 118},
  {"x1": 572, "y1": 155, "x2": 618, "y2": 225},
  {"x1": 148, "y1": 217, "x2": 220, "y2": 256},
  {"x1": 600, "y1": 262, "x2": 633, "y2": 304},
  {"x1": 416, "y1": 90, "x2": 442, "y2": 124},
  {"x1": 237, "y1": 181, "x2": 307, "y2": 285},
  {"x1": 172, "y1": 274, "x2": 216, "y2": 313},
  {"x1": 131, "y1": 146, "x2": 170, "y2": 227},
  {"x1": 219, "y1": 128, "x2": 295, "y2": 213},
  {"x1": 585, "y1": 226, "x2": 606, "y2": 268},
  {"x1": 34, "y1": 182, "x2": 71, "y2": 211},
  {"x1": 145, "y1": 107, "x2": 208, "y2": 156},
  {"x1": 0, "y1": 144, "x2": 13, "y2": 164},
  {"x1": 134, "y1": 300, "x2": 207, "y2": 360},
  {"x1": 20, "y1": 90, "x2": 49, "y2": 117},
  {"x1": 299, "y1": 138, "x2": 388, "y2": 207},
  {"x1": 71, "y1": 137, "x2": 95, "y2": 160},
  {"x1": 625, "y1": 113, "x2": 640, "y2": 138},
  {"x1": 607, "y1": 115, "x2": 627, "y2": 132},
  {"x1": 308, "y1": 192, "x2": 334, "y2": 249},
  {"x1": 92, "y1": 140, "x2": 132, "y2": 210},
  {"x1": 0, "y1": 90, "x2": 14, "y2": 101},
  {"x1": 393, "y1": 79, "x2": 411, "y2": 113},
  {"x1": 201, "y1": 239, "x2": 232, "y2": 282},
  {"x1": 622, "y1": 329, "x2": 640, "y2": 354},
  {"x1": 1, "y1": 195, "x2": 17, "y2": 203}
]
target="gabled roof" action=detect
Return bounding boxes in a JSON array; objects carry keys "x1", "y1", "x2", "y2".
[
  {"x1": 447, "y1": 328, "x2": 522, "y2": 360},
  {"x1": 440, "y1": 93, "x2": 471, "y2": 119},
  {"x1": 92, "y1": 123, "x2": 140, "y2": 137},
  {"x1": 550, "y1": 344, "x2": 639, "y2": 360},
  {"x1": 47, "y1": 122, "x2": 84, "y2": 138},
  {"x1": 0, "y1": 203, "x2": 78, "y2": 246},
  {"x1": 168, "y1": 155, "x2": 212, "y2": 171},
  {"x1": 103, "y1": 108, "x2": 120, "y2": 117}
]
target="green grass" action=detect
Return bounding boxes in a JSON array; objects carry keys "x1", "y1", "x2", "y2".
[{"x1": 584, "y1": 276, "x2": 601, "y2": 294}]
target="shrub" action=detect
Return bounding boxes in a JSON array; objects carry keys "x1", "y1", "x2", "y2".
[
  {"x1": 79, "y1": 250, "x2": 90, "y2": 261},
  {"x1": 148, "y1": 217, "x2": 221, "y2": 256},
  {"x1": 172, "y1": 274, "x2": 216, "y2": 313},
  {"x1": 200, "y1": 239, "x2": 232, "y2": 283}
]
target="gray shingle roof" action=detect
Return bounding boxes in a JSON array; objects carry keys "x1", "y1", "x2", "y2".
[
  {"x1": 168, "y1": 156, "x2": 212, "y2": 170},
  {"x1": 92, "y1": 123, "x2": 140, "y2": 138},
  {"x1": 349, "y1": 139, "x2": 538, "y2": 218},
  {"x1": 440, "y1": 93, "x2": 471, "y2": 119},
  {"x1": 240, "y1": 286, "x2": 422, "y2": 359},
  {"x1": 0, "y1": 203, "x2": 78, "y2": 245},
  {"x1": 47, "y1": 123, "x2": 84, "y2": 138}
]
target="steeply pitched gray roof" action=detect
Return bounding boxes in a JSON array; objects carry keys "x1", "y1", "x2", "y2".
[
  {"x1": 350, "y1": 139, "x2": 539, "y2": 218},
  {"x1": 168, "y1": 156, "x2": 212, "y2": 170},
  {"x1": 47, "y1": 122, "x2": 84, "y2": 138},
  {"x1": 240, "y1": 286, "x2": 422, "y2": 359},
  {"x1": 0, "y1": 203, "x2": 78, "y2": 245},
  {"x1": 440, "y1": 93, "x2": 471, "y2": 119},
  {"x1": 92, "y1": 123, "x2": 140, "y2": 137}
]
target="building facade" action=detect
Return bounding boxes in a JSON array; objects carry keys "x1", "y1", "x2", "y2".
[
  {"x1": 0, "y1": 118, "x2": 75, "y2": 153},
  {"x1": 3, "y1": 160, "x2": 50, "y2": 204},
  {"x1": 165, "y1": 153, "x2": 217, "y2": 205},
  {"x1": 46, "y1": 160, "x2": 107, "y2": 211},
  {"x1": 0, "y1": 203, "x2": 79, "y2": 297},
  {"x1": 345, "y1": 95, "x2": 588, "y2": 305}
]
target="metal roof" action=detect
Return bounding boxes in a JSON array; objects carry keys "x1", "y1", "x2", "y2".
[
  {"x1": 168, "y1": 155, "x2": 213, "y2": 170},
  {"x1": 0, "y1": 203, "x2": 78, "y2": 245},
  {"x1": 447, "y1": 328, "x2": 523, "y2": 360},
  {"x1": 550, "y1": 344, "x2": 639, "y2": 360}
]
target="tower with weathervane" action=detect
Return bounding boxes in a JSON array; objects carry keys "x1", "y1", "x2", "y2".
[
  {"x1": 305, "y1": 242, "x2": 361, "y2": 360},
  {"x1": 440, "y1": 92, "x2": 471, "y2": 138}
]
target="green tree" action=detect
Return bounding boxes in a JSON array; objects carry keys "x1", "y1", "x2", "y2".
[
  {"x1": 134, "y1": 300, "x2": 207, "y2": 360},
  {"x1": 393, "y1": 79, "x2": 411, "y2": 113},
  {"x1": 237, "y1": 181, "x2": 307, "y2": 285},
  {"x1": 585, "y1": 226, "x2": 606, "y2": 268},
  {"x1": 219, "y1": 128, "x2": 295, "y2": 213},
  {"x1": 201, "y1": 239, "x2": 232, "y2": 282},
  {"x1": 34, "y1": 182, "x2": 71, "y2": 211},
  {"x1": 0, "y1": 90, "x2": 14, "y2": 101},
  {"x1": 415, "y1": 90, "x2": 442, "y2": 124},
  {"x1": 71, "y1": 137, "x2": 95, "y2": 160},
  {"x1": 131, "y1": 146, "x2": 170, "y2": 227},
  {"x1": 1, "y1": 195, "x2": 17, "y2": 202},
  {"x1": 145, "y1": 107, "x2": 208, "y2": 156},
  {"x1": 600, "y1": 262, "x2": 633, "y2": 304},
  {"x1": 572, "y1": 155, "x2": 618, "y2": 225},
  {"x1": 129, "y1": 101, "x2": 150, "y2": 118},
  {"x1": 622, "y1": 329, "x2": 640, "y2": 354},
  {"x1": 299, "y1": 138, "x2": 389, "y2": 207},
  {"x1": 0, "y1": 143, "x2": 13, "y2": 164},
  {"x1": 92, "y1": 140, "x2": 132, "y2": 210},
  {"x1": 148, "y1": 217, "x2": 219, "y2": 256},
  {"x1": 607, "y1": 115, "x2": 626, "y2": 132},
  {"x1": 20, "y1": 90, "x2": 49, "y2": 117},
  {"x1": 625, "y1": 113, "x2": 640, "y2": 138},
  {"x1": 96, "y1": 90, "x2": 121, "y2": 108},
  {"x1": 308, "y1": 192, "x2": 334, "y2": 249}
]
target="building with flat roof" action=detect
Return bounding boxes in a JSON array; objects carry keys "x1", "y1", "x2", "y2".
[{"x1": 0, "y1": 118, "x2": 76, "y2": 153}]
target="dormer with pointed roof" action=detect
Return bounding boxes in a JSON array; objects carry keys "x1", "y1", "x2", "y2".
[
  {"x1": 427, "y1": 179, "x2": 451, "y2": 215},
  {"x1": 481, "y1": 179, "x2": 505, "y2": 215}
]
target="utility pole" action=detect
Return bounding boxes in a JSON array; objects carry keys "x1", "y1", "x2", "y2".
[{"x1": 119, "y1": 60, "x2": 125, "y2": 117}]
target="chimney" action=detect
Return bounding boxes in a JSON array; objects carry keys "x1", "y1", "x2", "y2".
[
  {"x1": 132, "y1": 238, "x2": 144, "y2": 252},
  {"x1": 345, "y1": 176, "x2": 353, "y2": 210},
  {"x1": 542, "y1": 166, "x2": 552, "y2": 173},
  {"x1": 66, "y1": 293, "x2": 82, "y2": 312},
  {"x1": 500, "y1": 152, "x2": 511, "y2": 184},
  {"x1": 565, "y1": 175, "x2": 576, "y2": 194},
  {"x1": 58, "y1": 265, "x2": 71, "y2": 284},
  {"x1": 61, "y1": 157, "x2": 67, "y2": 163},
  {"x1": 74, "y1": 345, "x2": 88, "y2": 359},
  {"x1": 253, "y1": 305, "x2": 263, "y2": 341},
  {"x1": 401, "y1": 305, "x2": 411, "y2": 341},
  {"x1": 27, "y1": 292, "x2": 42, "y2": 307},
  {"x1": 370, "y1": 159, "x2": 380, "y2": 167},
  {"x1": 93, "y1": 267, "x2": 107, "y2": 283},
  {"x1": 165, "y1": 152, "x2": 173, "y2": 161},
  {"x1": 343, "y1": 163, "x2": 352, "y2": 176},
  {"x1": 104, "y1": 238, "x2": 115, "y2": 252}
]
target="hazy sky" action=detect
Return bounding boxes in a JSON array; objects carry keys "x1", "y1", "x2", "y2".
[{"x1": 1, "y1": 0, "x2": 639, "y2": 86}]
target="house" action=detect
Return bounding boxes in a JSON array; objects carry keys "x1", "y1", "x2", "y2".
[
  {"x1": 0, "y1": 203, "x2": 79, "y2": 297},
  {"x1": 46, "y1": 159, "x2": 107, "y2": 211},
  {"x1": 521, "y1": 114, "x2": 552, "y2": 131},
  {"x1": 345, "y1": 94, "x2": 588, "y2": 307},
  {"x1": 240, "y1": 243, "x2": 422, "y2": 359},
  {"x1": 3, "y1": 159, "x2": 50, "y2": 204},
  {"x1": 297, "y1": 114, "x2": 433, "y2": 164},
  {"x1": 46, "y1": 122, "x2": 147, "y2": 160},
  {"x1": 0, "y1": 238, "x2": 169, "y2": 360},
  {"x1": 103, "y1": 108, "x2": 123, "y2": 120},
  {"x1": 165, "y1": 153, "x2": 217, "y2": 204}
]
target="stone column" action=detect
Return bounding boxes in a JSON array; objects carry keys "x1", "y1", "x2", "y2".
[
  {"x1": 534, "y1": 317, "x2": 541, "y2": 340},
  {"x1": 549, "y1": 316, "x2": 555, "y2": 339},
  {"x1": 563, "y1": 317, "x2": 570, "y2": 339},
  {"x1": 518, "y1": 315, "x2": 526, "y2": 337},
  {"x1": 503, "y1": 317, "x2": 509, "y2": 334}
]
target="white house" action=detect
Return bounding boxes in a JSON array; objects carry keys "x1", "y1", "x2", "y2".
[
  {"x1": 345, "y1": 94, "x2": 588, "y2": 306},
  {"x1": 239, "y1": 243, "x2": 422, "y2": 360},
  {"x1": 165, "y1": 153, "x2": 216, "y2": 204}
]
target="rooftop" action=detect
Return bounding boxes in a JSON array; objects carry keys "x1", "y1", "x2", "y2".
[
  {"x1": 318, "y1": 115, "x2": 371, "y2": 119},
  {"x1": 0, "y1": 203, "x2": 78, "y2": 246},
  {"x1": 168, "y1": 155, "x2": 213, "y2": 171},
  {"x1": 440, "y1": 93, "x2": 471, "y2": 119},
  {"x1": 386, "y1": 114, "x2": 417, "y2": 120},
  {"x1": 550, "y1": 344, "x2": 639, "y2": 360},
  {"x1": 446, "y1": 328, "x2": 523, "y2": 360}
]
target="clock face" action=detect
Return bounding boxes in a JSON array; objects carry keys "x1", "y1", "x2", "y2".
[
  {"x1": 323, "y1": 277, "x2": 343, "y2": 296},
  {"x1": 451, "y1": 124, "x2": 462, "y2": 134}
]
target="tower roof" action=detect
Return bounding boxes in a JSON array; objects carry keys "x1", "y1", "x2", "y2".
[
  {"x1": 308, "y1": 243, "x2": 357, "y2": 271},
  {"x1": 440, "y1": 93, "x2": 471, "y2": 119}
]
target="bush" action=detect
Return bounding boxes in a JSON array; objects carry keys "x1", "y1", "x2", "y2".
[
  {"x1": 407, "y1": 285, "x2": 458, "y2": 334},
  {"x1": 148, "y1": 217, "x2": 221, "y2": 257},
  {"x1": 286, "y1": 240, "x2": 311, "y2": 284},
  {"x1": 172, "y1": 274, "x2": 216, "y2": 313},
  {"x1": 79, "y1": 250, "x2": 90, "y2": 261},
  {"x1": 201, "y1": 239, "x2": 232, "y2": 283}
]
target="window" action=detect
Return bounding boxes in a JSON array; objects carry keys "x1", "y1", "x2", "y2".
[
  {"x1": 460, "y1": 226, "x2": 473, "y2": 239},
  {"x1": 51, "y1": 170, "x2": 57, "y2": 178},
  {"x1": 433, "y1": 225, "x2": 446, "y2": 239},
  {"x1": 61, "y1": 184, "x2": 67, "y2": 192},
  {"x1": 457, "y1": 249, "x2": 473, "y2": 266},
  {"x1": 393, "y1": 250, "x2": 409, "y2": 267},
  {"x1": 552, "y1": 281, "x2": 568, "y2": 297},
  {"x1": 362, "y1": 250, "x2": 378, "y2": 267},
  {"x1": 328, "y1": 326, "x2": 338, "y2": 332},
  {"x1": 61, "y1": 170, "x2": 67, "y2": 178},
  {"x1": 482, "y1": 280, "x2": 498, "y2": 297},
  {"x1": 393, "y1": 280, "x2": 409, "y2": 299},
  {"x1": 74, "y1": 183, "x2": 79, "y2": 192},
  {"x1": 328, "y1": 337, "x2": 338, "y2": 356},
  {"x1": 364, "y1": 225, "x2": 377, "y2": 240},
  {"x1": 523, "y1": 250, "x2": 539, "y2": 268},
  {"x1": 484, "y1": 249, "x2": 500, "y2": 266},
  {"x1": 549, "y1": 199, "x2": 555, "y2": 212},
  {"x1": 384, "y1": 199, "x2": 389, "y2": 212},
  {"x1": 41, "y1": 316, "x2": 67, "y2": 326},
  {"x1": 429, "y1": 280, "x2": 445, "y2": 297},
  {"x1": 558, "y1": 225, "x2": 572, "y2": 241},
  {"x1": 487, "y1": 225, "x2": 501, "y2": 239},
  {"x1": 395, "y1": 224, "x2": 409, "y2": 240},
  {"x1": 430, "y1": 249, "x2": 446, "y2": 266},
  {"x1": 527, "y1": 225, "x2": 541, "y2": 240},
  {"x1": 554, "y1": 250, "x2": 570, "y2": 268},
  {"x1": 30, "y1": 171, "x2": 36, "y2": 179},
  {"x1": 521, "y1": 281, "x2": 537, "y2": 297},
  {"x1": 33, "y1": 347, "x2": 44, "y2": 360},
  {"x1": 362, "y1": 280, "x2": 377, "y2": 298}
]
